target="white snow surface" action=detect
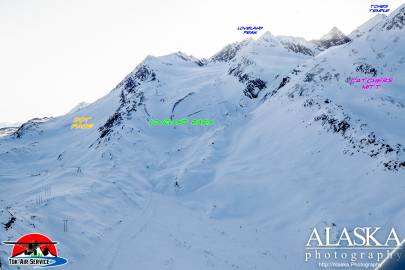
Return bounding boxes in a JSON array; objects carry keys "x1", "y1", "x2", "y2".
[
  {"x1": 68, "y1": 102, "x2": 90, "y2": 114},
  {"x1": 0, "y1": 123, "x2": 21, "y2": 129},
  {"x1": 1, "y1": 6, "x2": 405, "y2": 270},
  {"x1": 349, "y1": 14, "x2": 387, "y2": 39}
]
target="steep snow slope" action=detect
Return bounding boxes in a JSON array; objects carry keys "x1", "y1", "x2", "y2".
[
  {"x1": 277, "y1": 4, "x2": 405, "y2": 170},
  {"x1": 1, "y1": 6, "x2": 405, "y2": 270},
  {"x1": 349, "y1": 14, "x2": 387, "y2": 39},
  {"x1": 68, "y1": 102, "x2": 90, "y2": 114}
]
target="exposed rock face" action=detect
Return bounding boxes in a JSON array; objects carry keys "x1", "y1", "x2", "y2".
[
  {"x1": 312, "y1": 27, "x2": 351, "y2": 49},
  {"x1": 381, "y1": 4, "x2": 405, "y2": 30},
  {"x1": 210, "y1": 40, "x2": 250, "y2": 63}
]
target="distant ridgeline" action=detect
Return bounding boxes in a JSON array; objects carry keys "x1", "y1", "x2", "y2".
[
  {"x1": 369, "y1": 4, "x2": 390, "y2": 12},
  {"x1": 237, "y1": 26, "x2": 263, "y2": 35}
]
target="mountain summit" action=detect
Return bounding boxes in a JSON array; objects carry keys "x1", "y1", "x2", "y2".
[
  {"x1": 381, "y1": 3, "x2": 405, "y2": 30},
  {"x1": 313, "y1": 26, "x2": 351, "y2": 49}
]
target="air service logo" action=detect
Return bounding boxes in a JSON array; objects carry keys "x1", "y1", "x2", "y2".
[{"x1": 3, "y1": 233, "x2": 68, "y2": 268}]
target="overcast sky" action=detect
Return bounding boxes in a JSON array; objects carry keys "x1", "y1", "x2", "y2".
[{"x1": 0, "y1": 0, "x2": 401, "y2": 123}]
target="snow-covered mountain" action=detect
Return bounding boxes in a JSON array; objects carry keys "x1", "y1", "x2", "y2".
[
  {"x1": 349, "y1": 14, "x2": 387, "y2": 39},
  {"x1": 0, "y1": 123, "x2": 21, "y2": 138},
  {"x1": 0, "y1": 122, "x2": 21, "y2": 129},
  {"x1": 68, "y1": 102, "x2": 90, "y2": 114},
  {"x1": 312, "y1": 26, "x2": 351, "y2": 49},
  {"x1": 1, "y1": 5, "x2": 405, "y2": 270}
]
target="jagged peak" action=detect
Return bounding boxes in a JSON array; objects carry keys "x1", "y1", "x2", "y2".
[
  {"x1": 13, "y1": 117, "x2": 51, "y2": 139},
  {"x1": 174, "y1": 51, "x2": 194, "y2": 59},
  {"x1": 144, "y1": 52, "x2": 205, "y2": 67},
  {"x1": 258, "y1": 30, "x2": 274, "y2": 39},
  {"x1": 320, "y1": 27, "x2": 347, "y2": 40},
  {"x1": 210, "y1": 39, "x2": 251, "y2": 63},
  {"x1": 311, "y1": 26, "x2": 351, "y2": 50},
  {"x1": 380, "y1": 3, "x2": 405, "y2": 30},
  {"x1": 173, "y1": 51, "x2": 205, "y2": 65}
]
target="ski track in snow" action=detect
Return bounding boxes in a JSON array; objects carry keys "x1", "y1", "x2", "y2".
[{"x1": 68, "y1": 191, "x2": 155, "y2": 270}]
